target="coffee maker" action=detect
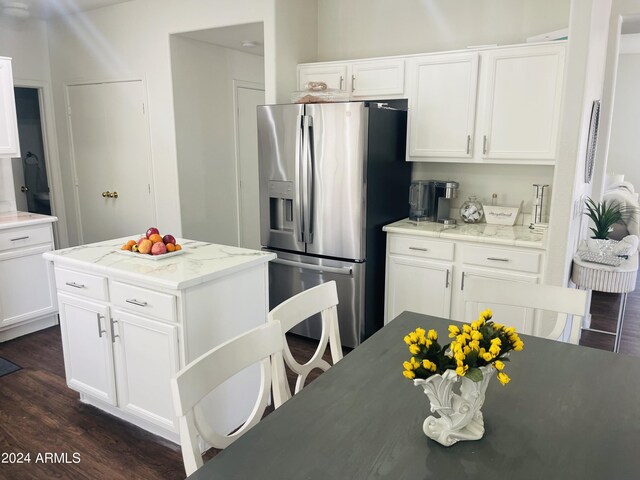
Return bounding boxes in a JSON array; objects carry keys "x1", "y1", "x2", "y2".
[{"x1": 409, "y1": 180, "x2": 459, "y2": 224}]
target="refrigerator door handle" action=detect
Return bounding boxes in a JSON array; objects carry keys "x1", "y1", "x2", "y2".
[
  {"x1": 294, "y1": 114, "x2": 305, "y2": 242},
  {"x1": 304, "y1": 115, "x2": 315, "y2": 244},
  {"x1": 272, "y1": 258, "x2": 353, "y2": 276}
]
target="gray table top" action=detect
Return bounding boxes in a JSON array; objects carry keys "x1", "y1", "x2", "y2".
[{"x1": 187, "y1": 311, "x2": 640, "y2": 480}]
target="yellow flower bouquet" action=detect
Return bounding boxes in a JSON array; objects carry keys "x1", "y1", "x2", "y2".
[{"x1": 402, "y1": 309, "x2": 524, "y2": 386}]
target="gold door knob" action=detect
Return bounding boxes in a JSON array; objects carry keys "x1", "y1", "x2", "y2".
[
  {"x1": 111, "y1": 191, "x2": 118, "y2": 199},
  {"x1": 21, "y1": 186, "x2": 28, "y2": 192},
  {"x1": 102, "y1": 191, "x2": 111, "y2": 197}
]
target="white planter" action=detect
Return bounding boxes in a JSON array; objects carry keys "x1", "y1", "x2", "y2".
[{"x1": 414, "y1": 365, "x2": 495, "y2": 447}]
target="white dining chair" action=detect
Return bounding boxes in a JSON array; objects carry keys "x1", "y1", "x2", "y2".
[
  {"x1": 170, "y1": 322, "x2": 288, "y2": 476},
  {"x1": 268, "y1": 281, "x2": 343, "y2": 408},
  {"x1": 462, "y1": 277, "x2": 588, "y2": 344}
]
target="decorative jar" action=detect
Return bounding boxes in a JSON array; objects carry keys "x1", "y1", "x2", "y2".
[{"x1": 459, "y1": 196, "x2": 484, "y2": 223}]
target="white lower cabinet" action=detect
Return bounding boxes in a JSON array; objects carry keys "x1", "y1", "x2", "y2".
[
  {"x1": 57, "y1": 293, "x2": 117, "y2": 405},
  {"x1": 112, "y1": 309, "x2": 179, "y2": 430},
  {"x1": 0, "y1": 222, "x2": 58, "y2": 342},
  {"x1": 386, "y1": 256, "x2": 452, "y2": 321},
  {"x1": 385, "y1": 232, "x2": 545, "y2": 336}
]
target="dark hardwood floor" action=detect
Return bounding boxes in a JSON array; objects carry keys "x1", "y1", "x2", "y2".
[{"x1": 0, "y1": 327, "x2": 333, "y2": 480}]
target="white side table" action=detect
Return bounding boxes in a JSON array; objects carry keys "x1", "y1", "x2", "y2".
[{"x1": 571, "y1": 244, "x2": 638, "y2": 352}]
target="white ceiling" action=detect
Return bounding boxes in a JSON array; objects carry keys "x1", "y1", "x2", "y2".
[
  {"x1": 0, "y1": 0, "x2": 133, "y2": 19},
  {"x1": 178, "y1": 22, "x2": 265, "y2": 57}
]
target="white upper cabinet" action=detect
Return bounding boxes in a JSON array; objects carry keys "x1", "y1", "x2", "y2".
[
  {"x1": 408, "y1": 53, "x2": 479, "y2": 158},
  {"x1": 350, "y1": 59, "x2": 405, "y2": 98},
  {"x1": 298, "y1": 64, "x2": 348, "y2": 91},
  {"x1": 0, "y1": 57, "x2": 20, "y2": 158},
  {"x1": 479, "y1": 44, "x2": 565, "y2": 162}
]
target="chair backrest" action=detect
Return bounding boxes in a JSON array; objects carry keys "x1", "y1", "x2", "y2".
[
  {"x1": 462, "y1": 277, "x2": 588, "y2": 344},
  {"x1": 170, "y1": 322, "x2": 288, "y2": 475},
  {"x1": 268, "y1": 281, "x2": 343, "y2": 407}
]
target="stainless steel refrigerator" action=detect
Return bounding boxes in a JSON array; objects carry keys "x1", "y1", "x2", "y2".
[{"x1": 257, "y1": 101, "x2": 411, "y2": 348}]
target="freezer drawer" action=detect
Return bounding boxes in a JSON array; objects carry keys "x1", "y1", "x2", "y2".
[{"x1": 266, "y1": 250, "x2": 365, "y2": 349}]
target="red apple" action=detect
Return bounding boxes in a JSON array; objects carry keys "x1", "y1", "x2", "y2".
[
  {"x1": 146, "y1": 227, "x2": 159, "y2": 239},
  {"x1": 162, "y1": 234, "x2": 176, "y2": 245},
  {"x1": 151, "y1": 241, "x2": 167, "y2": 255}
]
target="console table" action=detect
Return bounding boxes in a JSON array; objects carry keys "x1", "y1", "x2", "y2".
[{"x1": 571, "y1": 244, "x2": 638, "y2": 352}]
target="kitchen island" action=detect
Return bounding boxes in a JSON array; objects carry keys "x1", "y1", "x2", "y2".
[{"x1": 44, "y1": 237, "x2": 275, "y2": 444}]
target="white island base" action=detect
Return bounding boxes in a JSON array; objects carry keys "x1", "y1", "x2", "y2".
[{"x1": 44, "y1": 237, "x2": 275, "y2": 445}]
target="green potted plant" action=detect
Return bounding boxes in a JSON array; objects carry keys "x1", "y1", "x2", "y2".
[{"x1": 584, "y1": 197, "x2": 635, "y2": 239}]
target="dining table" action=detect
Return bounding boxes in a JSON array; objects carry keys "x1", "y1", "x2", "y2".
[{"x1": 187, "y1": 311, "x2": 640, "y2": 479}]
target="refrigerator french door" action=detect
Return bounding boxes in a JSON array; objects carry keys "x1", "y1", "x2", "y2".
[{"x1": 258, "y1": 101, "x2": 410, "y2": 348}]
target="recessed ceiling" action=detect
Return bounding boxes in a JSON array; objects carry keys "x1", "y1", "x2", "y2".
[
  {"x1": 178, "y1": 22, "x2": 265, "y2": 57},
  {"x1": 0, "y1": 0, "x2": 133, "y2": 19}
]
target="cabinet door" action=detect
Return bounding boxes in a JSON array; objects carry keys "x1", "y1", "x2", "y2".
[
  {"x1": 460, "y1": 268, "x2": 538, "y2": 335},
  {"x1": 408, "y1": 53, "x2": 479, "y2": 158},
  {"x1": 0, "y1": 58, "x2": 20, "y2": 158},
  {"x1": 57, "y1": 293, "x2": 117, "y2": 405},
  {"x1": 112, "y1": 309, "x2": 179, "y2": 431},
  {"x1": 351, "y1": 59, "x2": 405, "y2": 97},
  {"x1": 298, "y1": 64, "x2": 348, "y2": 91},
  {"x1": 0, "y1": 245, "x2": 56, "y2": 328},
  {"x1": 479, "y1": 45, "x2": 565, "y2": 162},
  {"x1": 385, "y1": 256, "x2": 452, "y2": 323}
]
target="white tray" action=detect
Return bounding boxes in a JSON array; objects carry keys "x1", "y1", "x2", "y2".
[{"x1": 115, "y1": 248, "x2": 186, "y2": 260}]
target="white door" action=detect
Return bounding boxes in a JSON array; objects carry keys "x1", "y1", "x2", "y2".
[
  {"x1": 351, "y1": 59, "x2": 405, "y2": 97},
  {"x1": 460, "y1": 268, "x2": 538, "y2": 334},
  {"x1": 112, "y1": 309, "x2": 179, "y2": 430},
  {"x1": 67, "y1": 81, "x2": 155, "y2": 243},
  {"x1": 0, "y1": 58, "x2": 20, "y2": 158},
  {"x1": 298, "y1": 64, "x2": 348, "y2": 91},
  {"x1": 385, "y1": 256, "x2": 452, "y2": 323},
  {"x1": 236, "y1": 84, "x2": 265, "y2": 250},
  {"x1": 478, "y1": 45, "x2": 565, "y2": 162},
  {"x1": 57, "y1": 293, "x2": 117, "y2": 405},
  {"x1": 408, "y1": 53, "x2": 479, "y2": 159}
]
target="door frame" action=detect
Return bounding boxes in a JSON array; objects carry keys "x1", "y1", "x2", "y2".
[
  {"x1": 64, "y1": 77, "x2": 156, "y2": 245},
  {"x1": 14, "y1": 79, "x2": 69, "y2": 248},
  {"x1": 232, "y1": 79, "x2": 265, "y2": 248}
]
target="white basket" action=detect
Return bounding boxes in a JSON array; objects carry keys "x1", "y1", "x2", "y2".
[{"x1": 482, "y1": 204, "x2": 521, "y2": 226}]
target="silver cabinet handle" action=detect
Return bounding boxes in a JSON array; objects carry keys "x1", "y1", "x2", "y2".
[
  {"x1": 126, "y1": 299, "x2": 148, "y2": 307},
  {"x1": 446, "y1": 269, "x2": 450, "y2": 288},
  {"x1": 339, "y1": 75, "x2": 344, "y2": 90},
  {"x1": 96, "y1": 314, "x2": 106, "y2": 338},
  {"x1": 483, "y1": 135, "x2": 488, "y2": 155},
  {"x1": 466, "y1": 135, "x2": 471, "y2": 154},
  {"x1": 352, "y1": 74, "x2": 356, "y2": 92},
  {"x1": 487, "y1": 257, "x2": 510, "y2": 262},
  {"x1": 110, "y1": 318, "x2": 119, "y2": 341},
  {"x1": 461, "y1": 272, "x2": 466, "y2": 291},
  {"x1": 409, "y1": 246, "x2": 429, "y2": 252},
  {"x1": 272, "y1": 258, "x2": 352, "y2": 276},
  {"x1": 10, "y1": 236, "x2": 29, "y2": 241},
  {"x1": 65, "y1": 282, "x2": 85, "y2": 289}
]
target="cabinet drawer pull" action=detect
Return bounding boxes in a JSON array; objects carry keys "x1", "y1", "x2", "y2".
[
  {"x1": 126, "y1": 298, "x2": 148, "y2": 307},
  {"x1": 339, "y1": 75, "x2": 344, "y2": 90},
  {"x1": 10, "y1": 236, "x2": 30, "y2": 241},
  {"x1": 466, "y1": 135, "x2": 471, "y2": 154},
  {"x1": 409, "y1": 246, "x2": 429, "y2": 252},
  {"x1": 352, "y1": 74, "x2": 356, "y2": 92},
  {"x1": 96, "y1": 314, "x2": 106, "y2": 338},
  {"x1": 487, "y1": 257, "x2": 510, "y2": 262},
  {"x1": 445, "y1": 269, "x2": 450, "y2": 288},
  {"x1": 65, "y1": 282, "x2": 85, "y2": 289},
  {"x1": 483, "y1": 135, "x2": 488, "y2": 155}
]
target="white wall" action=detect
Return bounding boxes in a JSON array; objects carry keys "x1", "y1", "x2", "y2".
[
  {"x1": 412, "y1": 163, "x2": 554, "y2": 224},
  {"x1": 171, "y1": 36, "x2": 264, "y2": 245},
  {"x1": 546, "y1": 0, "x2": 613, "y2": 286},
  {"x1": 317, "y1": 0, "x2": 570, "y2": 61},
  {"x1": 607, "y1": 47, "x2": 640, "y2": 190},
  {"x1": 0, "y1": 17, "x2": 69, "y2": 245}
]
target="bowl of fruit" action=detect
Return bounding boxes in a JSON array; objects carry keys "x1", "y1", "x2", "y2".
[{"x1": 119, "y1": 227, "x2": 184, "y2": 260}]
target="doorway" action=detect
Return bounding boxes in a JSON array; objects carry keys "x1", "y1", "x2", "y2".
[{"x1": 12, "y1": 87, "x2": 51, "y2": 216}]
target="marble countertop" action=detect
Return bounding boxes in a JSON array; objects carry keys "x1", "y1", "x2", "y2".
[
  {"x1": 0, "y1": 211, "x2": 58, "y2": 230},
  {"x1": 383, "y1": 219, "x2": 546, "y2": 250},
  {"x1": 43, "y1": 236, "x2": 275, "y2": 290}
]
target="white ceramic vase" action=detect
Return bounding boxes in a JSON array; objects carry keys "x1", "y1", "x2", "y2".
[{"x1": 414, "y1": 365, "x2": 495, "y2": 447}]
